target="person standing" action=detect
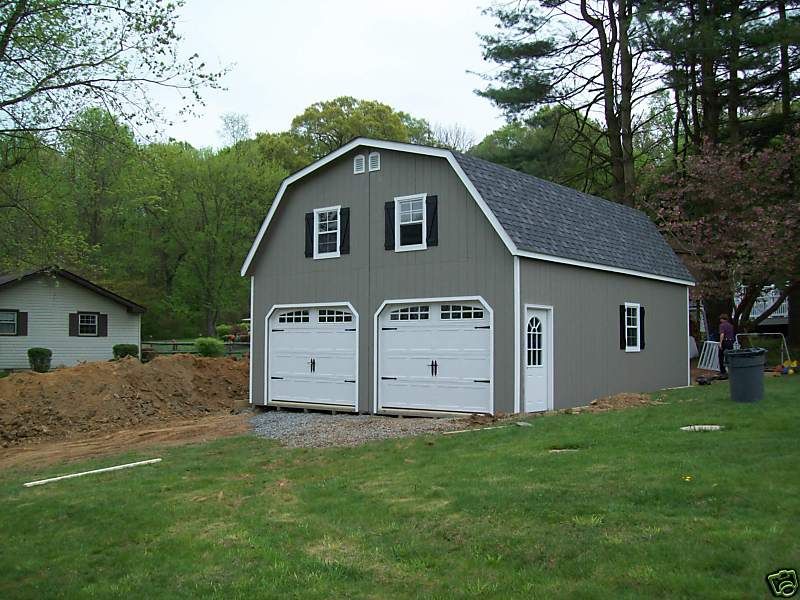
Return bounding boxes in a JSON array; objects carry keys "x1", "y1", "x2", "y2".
[{"x1": 718, "y1": 314, "x2": 735, "y2": 377}]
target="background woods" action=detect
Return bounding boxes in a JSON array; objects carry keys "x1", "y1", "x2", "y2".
[{"x1": 1, "y1": 1, "x2": 798, "y2": 338}]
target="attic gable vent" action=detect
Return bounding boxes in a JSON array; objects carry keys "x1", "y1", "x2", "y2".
[
  {"x1": 368, "y1": 151, "x2": 381, "y2": 172},
  {"x1": 353, "y1": 154, "x2": 366, "y2": 174}
]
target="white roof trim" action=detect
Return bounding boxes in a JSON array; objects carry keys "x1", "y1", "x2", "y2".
[{"x1": 240, "y1": 137, "x2": 693, "y2": 287}]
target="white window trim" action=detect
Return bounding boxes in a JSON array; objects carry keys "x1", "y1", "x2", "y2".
[
  {"x1": 353, "y1": 154, "x2": 365, "y2": 174},
  {"x1": 394, "y1": 193, "x2": 427, "y2": 252},
  {"x1": 0, "y1": 310, "x2": 17, "y2": 336},
  {"x1": 313, "y1": 205, "x2": 341, "y2": 260},
  {"x1": 624, "y1": 302, "x2": 641, "y2": 353},
  {"x1": 368, "y1": 151, "x2": 380, "y2": 172},
  {"x1": 78, "y1": 312, "x2": 99, "y2": 337}
]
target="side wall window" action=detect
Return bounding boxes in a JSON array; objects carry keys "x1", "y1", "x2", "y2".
[{"x1": 620, "y1": 303, "x2": 645, "y2": 352}]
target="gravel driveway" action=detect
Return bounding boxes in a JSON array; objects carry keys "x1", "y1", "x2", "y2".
[{"x1": 249, "y1": 408, "x2": 477, "y2": 447}]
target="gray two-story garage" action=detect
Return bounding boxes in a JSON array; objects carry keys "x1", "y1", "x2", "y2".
[{"x1": 241, "y1": 138, "x2": 693, "y2": 415}]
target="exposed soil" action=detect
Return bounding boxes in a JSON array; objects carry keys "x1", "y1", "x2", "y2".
[
  {"x1": 0, "y1": 414, "x2": 250, "y2": 470},
  {"x1": 582, "y1": 392, "x2": 655, "y2": 412},
  {"x1": 0, "y1": 354, "x2": 249, "y2": 448}
]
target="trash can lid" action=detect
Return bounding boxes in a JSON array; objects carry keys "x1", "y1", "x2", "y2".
[{"x1": 724, "y1": 347, "x2": 767, "y2": 356}]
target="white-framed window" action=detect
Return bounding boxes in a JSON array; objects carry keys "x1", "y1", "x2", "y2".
[
  {"x1": 313, "y1": 205, "x2": 340, "y2": 259},
  {"x1": 368, "y1": 151, "x2": 380, "y2": 172},
  {"x1": 394, "y1": 193, "x2": 426, "y2": 252},
  {"x1": 441, "y1": 305, "x2": 484, "y2": 320},
  {"x1": 78, "y1": 312, "x2": 98, "y2": 336},
  {"x1": 278, "y1": 310, "x2": 309, "y2": 323},
  {"x1": 353, "y1": 154, "x2": 365, "y2": 174},
  {"x1": 318, "y1": 309, "x2": 353, "y2": 323},
  {"x1": 0, "y1": 310, "x2": 17, "y2": 335},
  {"x1": 389, "y1": 306, "x2": 430, "y2": 321},
  {"x1": 624, "y1": 302, "x2": 641, "y2": 352},
  {"x1": 527, "y1": 316, "x2": 543, "y2": 366}
]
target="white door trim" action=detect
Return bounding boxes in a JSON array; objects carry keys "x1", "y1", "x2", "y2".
[
  {"x1": 248, "y1": 276, "x2": 254, "y2": 404},
  {"x1": 523, "y1": 303, "x2": 554, "y2": 412},
  {"x1": 373, "y1": 295, "x2": 494, "y2": 414},
  {"x1": 265, "y1": 301, "x2": 359, "y2": 410}
]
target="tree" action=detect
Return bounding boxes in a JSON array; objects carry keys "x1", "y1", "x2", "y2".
[
  {"x1": 471, "y1": 107, "x2": 613, "y2": 195},
  {"x1": 218, "y1": 113, "x2": 251, "y2": 147},
  {"x1": 646, "y1": 132, "x2": 800, "y2": 330},
  {"x1": 289, "y1": 97, "x2": 434, "y2": 158},
  {"x1": 0, "y1": 0, "x2": 221, "y2": 143},
  {"x1": 429, "y1": 123, "x2": 477, "y2": 153},
  {"x1": 478, "y1": 1, "x2": 655, "y2": 204}
]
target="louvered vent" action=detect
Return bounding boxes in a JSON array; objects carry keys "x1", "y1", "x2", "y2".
[
  {"x1": 353, "y1": 154, "x2": 366, "y2": 174},
  {"x1": 368, "y1": 151, "x2": 381, "y2": 172}
]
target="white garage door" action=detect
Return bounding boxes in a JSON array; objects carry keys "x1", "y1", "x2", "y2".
[
  {"x1": 268, "y1": 306, "x2": 357, "y2": 409},
  {"x1": 378, "y1": 301, "x2": 492, "y2": 414}
]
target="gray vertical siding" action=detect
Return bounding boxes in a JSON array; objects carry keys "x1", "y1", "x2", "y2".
[
  {"x1": 518, "y1": 259, "x2": 689, "y2": 409},
  {"x1": 247, "y1": 147, "x2": 515, "y2": 412}
]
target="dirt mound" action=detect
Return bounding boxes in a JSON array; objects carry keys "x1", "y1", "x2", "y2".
[
  {"x1": 586, "y1": 392, "x2": 653, "y2": 412},
  {"x1": 0, "y1": 355, "x2": 249, "y2": 447}
]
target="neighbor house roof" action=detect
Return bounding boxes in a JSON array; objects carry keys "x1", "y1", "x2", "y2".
[
  {"x1": 0, "y1": 268, "x2": 146, "y2": 313},
  {"x1": 240, "y1": 138, "x2": 694, "y2": 286}
]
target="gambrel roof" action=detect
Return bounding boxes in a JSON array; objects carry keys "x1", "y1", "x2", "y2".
[{"x1": 241, "y1": 138, "x2": 693, "y2": 286}]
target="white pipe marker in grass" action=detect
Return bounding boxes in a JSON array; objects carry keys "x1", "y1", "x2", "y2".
[{"x1": 23, "y1": 458, "x2": 162, "y2": 488}]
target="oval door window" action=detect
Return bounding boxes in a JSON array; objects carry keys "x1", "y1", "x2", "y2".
[{"x1": 527, "y1": 316, "x2": 542, "y2": 366}]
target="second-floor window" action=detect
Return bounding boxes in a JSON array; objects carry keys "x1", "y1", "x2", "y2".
[
  {"x1": 314, "y1": 206, "x2": 340, "y2": 259},
  {"x1": 395, "y1": 193, "x2": 426, "y2": 251}
]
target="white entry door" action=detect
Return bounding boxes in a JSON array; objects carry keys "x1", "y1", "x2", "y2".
[
  {"x1": 268, "y1": 306, "x2": 357, "y2": 409},
  {"x1": 378, "y1": 301, "x2": 492, "y2": 414},
  {"x1": 524, "y1": 308, "x2": 550, "y2": 412}
]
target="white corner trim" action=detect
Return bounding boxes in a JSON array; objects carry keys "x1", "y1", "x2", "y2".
[
  {"x1": 239, "y1": 137, "x2": 695, "y2": 289},
  {"x1": 686, "y1": 287, "x2": 691, "y2": 387},
  {"x1": 513, "y1": 257, "x2": 521, "y2": 414},
  {"x1": 264, "y1": 301, "x2": 359, "y2": 410},
  {"x1": 248, "y1": 276, "x2": 254, "y2": 404},
  {"x1": 372, "y1": 295, "x2": 494, "y2": 415},
  {"x1": 523, "y1": 303, "x2": 555, "y2": 412}
]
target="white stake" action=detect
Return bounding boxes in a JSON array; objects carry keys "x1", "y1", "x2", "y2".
[{"x1": 23, "y1": 458, "x2": 162, "y2": 488}]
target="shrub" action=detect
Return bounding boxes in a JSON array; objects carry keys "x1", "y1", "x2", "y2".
[
  {"x1": 27, "y1": 347, "x2": 52, "y2": 373},
  {"x1": 215, "y1": 324, "x2": 233, "y2": 338},
  {"x1": 113, "y1": 344, "x2": 139, "y2": 360},
  {"x1": 194, "y1": 337, "x2": 225, "y2": 357}
]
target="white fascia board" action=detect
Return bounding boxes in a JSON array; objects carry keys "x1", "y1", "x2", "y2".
[{"x1": 514, "y1": 249, "x2": 695, "y2": 287}]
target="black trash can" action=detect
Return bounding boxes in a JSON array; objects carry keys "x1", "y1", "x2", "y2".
[{"x1": 724, "y1": 347, "x2": 766, "y2": 403}]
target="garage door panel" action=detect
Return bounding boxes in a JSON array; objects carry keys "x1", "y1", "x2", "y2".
[
  {"x1": 268, "y1": 307, "x2": 357, "y2": 409},
  {"x1": 378, "y1": 301, "x2": 491, "y2": 414}
]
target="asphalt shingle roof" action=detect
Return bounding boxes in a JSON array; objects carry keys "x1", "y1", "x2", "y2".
[{"x1": 452, "y1": 152, "x2": 693, "y2": 282}]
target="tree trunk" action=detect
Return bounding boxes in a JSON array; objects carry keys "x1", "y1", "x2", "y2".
[
  {"x1": 778, "y1": 0, "x2": 792, "y2": 120},
  {"x1": 617, "y1": 0, "x2": 636, "y2": 203},
  {"x1": 699, "y1": 0, "x2": 722, "y2": 143},
  {"x1": 727, "y1": 0, "x2": 741, "y2": 145}
]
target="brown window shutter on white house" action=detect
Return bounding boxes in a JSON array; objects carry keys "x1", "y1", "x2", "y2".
[
  {"x1": 17, "y1": 312, "x2": 27, "y2": 336},
  {"x1": 69, "y1": 313, "x2": 78, "y2": 336},
  {"x1": 99, "y1": 314, "x2": 108, "y2": 337}
]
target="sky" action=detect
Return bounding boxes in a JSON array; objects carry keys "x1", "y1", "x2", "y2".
[{"x1": 159, "y1": 0, "x2": 507, "y2": 148}]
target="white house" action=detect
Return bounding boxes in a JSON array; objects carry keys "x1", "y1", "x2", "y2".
[{"x1": 0, "y1": 268, "x2": 145, "y2": 369}]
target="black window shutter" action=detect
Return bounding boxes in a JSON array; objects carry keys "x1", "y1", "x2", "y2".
[
  {"x1": 17, "y1": 312, "x2": 27, "y2": 336},
  {"x1": 98, "y1": 314, "x2": 108, "y2": 337},
  {"x1": 640, "y1": 306, "x2": 646, "y2": 349},
  {"x1": 340, "y1": 207, "x2": 350, "y2": 254},
  {"x1": 69, "y1": 313, "x2": 78, "y2": 336},
  {"x1": 426, "y1": 195, "x2": 438, "y2": 246},
  {"x1": 619, "y1": 305, "x2": 626, "y2": 350},
  {"x1": 304, "y1": 212, "x2": 314, "y2": 258},
  {"x1": 384, "y1": 201, "x2": 395, "y2": 250}
]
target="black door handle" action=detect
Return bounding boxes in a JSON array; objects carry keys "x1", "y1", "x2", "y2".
[
  {"x1": 428, "y1": 360, "x2": 436, "y2": 377},
  {"x1": 308, "y1": 358, "x2": 316, "y2": 373},
  {"x1": 434, "y1": 360, "x2": 438, "y2": 376}
]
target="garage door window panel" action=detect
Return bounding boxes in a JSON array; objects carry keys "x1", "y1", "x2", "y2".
[
  {"x1": 314, "y1": 206, "x2": 340, "y2": 259},
  {"x1": 441, "y1": 305, "x2": 484, "y2": 320},
  {"x1": 389, "y1": 306, "x2": 429, "y2": 321},
  {"x1": 278, "y1": 310, "x2": 309, "y2": 323},
  {"x1": 319, "y1": 309, "x2": 352, "y2": 323},
  {"x1": 395, "y1": 194, "x2": 426, "y2": 251}
]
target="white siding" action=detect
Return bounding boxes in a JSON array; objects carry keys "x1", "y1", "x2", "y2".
[{"x1": 0, "y1": 274, "x2": 141, "y2": 369}]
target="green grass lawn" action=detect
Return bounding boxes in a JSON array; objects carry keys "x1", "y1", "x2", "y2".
[{"x1": 1, "y1": 378, "x2": 798, "y2": 599}]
